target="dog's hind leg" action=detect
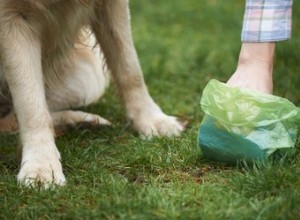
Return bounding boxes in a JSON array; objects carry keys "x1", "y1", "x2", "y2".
[
  {"x1": 92, "y1": 1, "x2": 185, "y2": 138},
  {"x1": 45, "y1": 36, "x2": 111, "y2": 135},
  {"x1": 0, "y1": 111, "x2": 18, "y2": 134},
  {"x1": 51, "y1": 111, "x2": 111, "y2": 136},
  {"x1": 0, "y1": 16, "x2": 65, "y2": 187},
  {"x1": 0, "y1": 110, "x2": 111, "y2": 137}
]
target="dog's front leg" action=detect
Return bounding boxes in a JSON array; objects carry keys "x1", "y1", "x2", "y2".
[
  {"x1": 0, "y1": 19, "x2": 65, "y2": 187},
  {"x1": 92, "y1": 0, "x2": 184, "y2": 138}
]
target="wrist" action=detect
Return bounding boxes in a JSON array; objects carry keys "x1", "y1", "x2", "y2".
[{"x1": 238, "y1": 43, "x2": 275, "y2": 72}]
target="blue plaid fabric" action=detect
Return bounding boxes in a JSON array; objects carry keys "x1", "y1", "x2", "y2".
[{"x1": 242, "y1": 0, "x2": 293, "y2": 42}]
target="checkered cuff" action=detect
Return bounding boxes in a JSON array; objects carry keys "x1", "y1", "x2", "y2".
[{"x1": 241, "y1": 0, "x2": 293, "y2": 42}]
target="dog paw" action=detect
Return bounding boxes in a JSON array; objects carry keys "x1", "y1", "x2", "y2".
[
  {"x1": 52, "y1": 110, "x2": 111, "y2": 136},
  {"x1": 17, "y1": 153, "x2": 66, "y2": 188},
  {"x1": 133, "y1": 112, "x2": 185, "y2": 139}
]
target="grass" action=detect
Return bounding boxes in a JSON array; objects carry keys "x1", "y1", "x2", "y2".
[{"x1": 1, "y1": 0, "x2": 300, "y2": 219}]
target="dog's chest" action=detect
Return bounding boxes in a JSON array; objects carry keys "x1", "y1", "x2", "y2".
[{"x1": 36, "y1": 1, "x2": 99, "y2": 54}]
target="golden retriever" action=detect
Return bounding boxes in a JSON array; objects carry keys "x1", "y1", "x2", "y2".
[{"x1": 0, "y1": 0, "x2": 184, "y2": 187}]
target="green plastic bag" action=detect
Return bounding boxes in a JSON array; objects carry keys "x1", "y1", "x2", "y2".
[{"x1": 198, "y1": 79, "x2": 300, "y2": 163}]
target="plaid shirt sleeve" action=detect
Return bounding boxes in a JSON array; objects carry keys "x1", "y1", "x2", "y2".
[{"x1": 241, "y1": 0, "x2": 293, "y2": 42}]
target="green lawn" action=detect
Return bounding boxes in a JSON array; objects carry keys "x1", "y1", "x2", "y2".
[{"x1": 1, "y1": 0, "x2": 300, "y2": 219}]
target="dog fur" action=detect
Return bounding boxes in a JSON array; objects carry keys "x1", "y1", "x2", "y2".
[{"x1": 0, "y1": 0, "x2": 184, "y2": 187}]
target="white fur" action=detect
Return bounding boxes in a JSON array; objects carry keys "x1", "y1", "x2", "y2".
[{"x1": 0, "y1": 0, "x2": 184, "y2": 187}]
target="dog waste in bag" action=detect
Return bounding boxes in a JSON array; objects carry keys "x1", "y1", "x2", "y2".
[{"x1": 198, "y1": 79, "x2": 300, "y2": 163}]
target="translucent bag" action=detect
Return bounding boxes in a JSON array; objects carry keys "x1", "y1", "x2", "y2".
[{"x1": 198, "y1": 79, "x2": 300, "y2": 163}]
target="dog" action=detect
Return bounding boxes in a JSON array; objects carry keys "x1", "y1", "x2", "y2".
[{"x1": 0, "y1": 0, "x2": 184, "y2": 187}]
